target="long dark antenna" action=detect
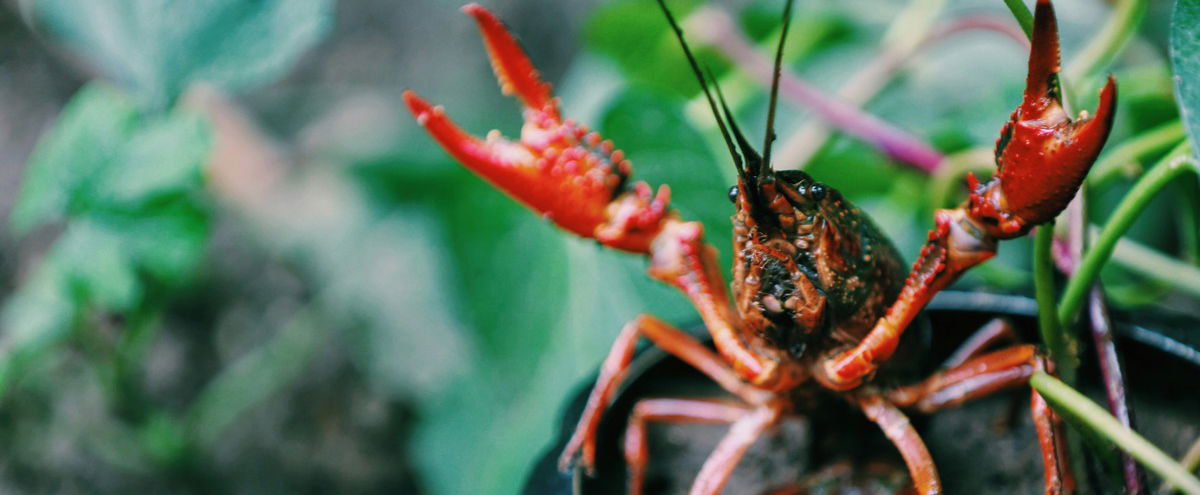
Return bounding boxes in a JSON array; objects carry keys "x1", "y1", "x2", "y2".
[
  {"x1": 708, "y1": 66, "x2": 761, "y2": 174},
  {"x1": 760, "y1": 0, "x2": 795, "y2": 174},
  {"x1": 655, "y1": 0, "x2": 744, "y2": 175}
]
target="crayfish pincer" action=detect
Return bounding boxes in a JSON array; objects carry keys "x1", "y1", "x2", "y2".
[{"x1": 404, "y1": 0, "x2": 1115, "y2": 493}]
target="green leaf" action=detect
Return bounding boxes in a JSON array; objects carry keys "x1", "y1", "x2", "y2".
[
  {"x1": 93, "y1": 112, "x2": 211, "y2": 208},
  {"x1": 11, "y1": 84, "x2": 137, "y2": 233},
  {"x1": 119, "y1": 206, "x2": 210, "y2": 282},
  {"x1": 1171, "y1": 0, "x2": 1200, "y2": 157},
  {"x1": 586, "y1": 0, "x2": 723, "y2": 97},
  {"x1": 12, "y1": 84, "x2": 213, "y2": 233},
  {"x1": 0, "y1": 261, "x2": 76, "y2": 395},
  {"x1": 54, "y1": 220, "x2": 141, "y2": 311},
  {"x1": 33, "y1": 0, "x2": 333, "y2": 107}
]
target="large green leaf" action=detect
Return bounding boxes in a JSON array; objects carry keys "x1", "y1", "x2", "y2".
[
  {"x1": 1171, "y1": 0, "x2": 1200, "y2": 156},
  {"x1": 33, "y1": 0, "x2": 332, "y2": 108}
]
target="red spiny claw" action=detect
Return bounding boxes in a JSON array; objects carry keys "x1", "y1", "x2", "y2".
[
  {"x1": 967, "y1": 0, "x2": 1117, "y2": 239},
  {"x1": 404, "y1": 5, "x2": 670, "y2": 254},
  {"x1": 462, "y1": 4, "x2": 554, "y2": 115}
]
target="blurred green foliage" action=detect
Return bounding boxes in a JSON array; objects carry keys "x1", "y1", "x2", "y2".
[
  {"x1": 3, "y1": 0, "x2": 334, "y2": 485},
  {"x1": 3, "y1": 84, "x2": 210, "y2": 394},
  {"x1": 33, "y1": 0, "x2": 332, "y2": 109}
]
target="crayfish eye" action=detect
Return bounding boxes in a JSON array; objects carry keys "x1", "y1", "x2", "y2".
[
  {"x1": 809, "y1": 183, "x2": 827, "y2": 201},
  {"x1": 728, "y1": 185, "x2": 739, "y2": 204}
]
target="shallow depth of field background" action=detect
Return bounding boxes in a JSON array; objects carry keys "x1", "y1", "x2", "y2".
[{"x1": 0, "y1": 0, "x2": 1193, "y2": 494}]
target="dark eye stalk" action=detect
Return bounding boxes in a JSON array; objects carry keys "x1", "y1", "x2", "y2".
[{"x1": 809, "y1": 184, "x2": 826, "y2": 201}]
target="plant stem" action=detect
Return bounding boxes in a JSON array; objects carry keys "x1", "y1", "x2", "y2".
[
  {"x1": 1088, "y1": 286, "x2": 1146, "y2": 494},
  {"x1": 1003, "y1": 0, "x2": 1034, "y2": 38},
  {"x1": 1064, "y1": 0, "x2": 1147, "y2": 83},
  {"x1": 1179, "y1": 177, "x2": 1200, "y2": 264},
  {"x1": 1099, "y1": 225, "x2": 1200, "y2": 298},
  {"x1": 692, "y1": 7, "x2": 945, "y2": 172},
  {"x1": 1034, "y1": 225, "x2": 1076, "y2": 383},
  {"x1": 1030, "y1": 372, "x2": 1200, "y2": 494},
  {"x1": 186, "y1": 306, "x2": 325, "y2": 449},
  {"x1": 1089, "y1": 120, "x2": 1186, "y2": 189},
  {"x1": 1172, "y1": 436, "x2": 1200, "y2": 493},
  {"x1": 777, "y1": 14, "x2": 1028, "y2": 170},
  {"x1": 1057, "y1": 143, "x2": 1195, "y2": 326}
]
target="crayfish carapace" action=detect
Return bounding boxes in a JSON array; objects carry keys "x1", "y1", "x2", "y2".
[{"x1": 404, "y1": 0, "x2": 1116, "y2": 493}]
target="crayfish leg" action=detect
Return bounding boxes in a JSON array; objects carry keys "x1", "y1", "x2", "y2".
[
  {"x1": 623, "y1": 398, "x2": 752, "y2": 495},
  {"x1": 855, "y1": 394, "x2": 942, "y2": 495},
  {"x1": 557, "y1": 315, "x2": 771, "y2": 474},
  {"x1": 886, "y1": 345, "x2": 1074, "y2": 494}
]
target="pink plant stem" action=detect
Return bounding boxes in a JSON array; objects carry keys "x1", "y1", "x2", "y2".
[
  {"x1": 1088, "y1": 286, "x2": 1147, "y2": 494},
  {"x1": 691, "y1": 8, "x2": 945, "y2": 173},
  {"x1": 1057, "y1": 193, "x2": 1146, "y2": 494},
  {"x1": 929, "y1": 15, "x2": 1030, "y2": 48},
  {"x1": 778, "y1": 14, "x2": 1029, "y2": 170}
]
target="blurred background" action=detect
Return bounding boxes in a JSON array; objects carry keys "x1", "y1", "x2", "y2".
[{"x1": 0, "y1": 0, "x2": 1194, "y2": 494}]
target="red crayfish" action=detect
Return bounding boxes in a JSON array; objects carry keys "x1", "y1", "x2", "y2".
[{"x1": 404, "y1": 0, "x2": 1116, "y2": 493}]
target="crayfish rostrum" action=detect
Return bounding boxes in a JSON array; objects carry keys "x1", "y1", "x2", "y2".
[{"x1": 404, "y1": 0, "x2": 1116, "y2": 493}]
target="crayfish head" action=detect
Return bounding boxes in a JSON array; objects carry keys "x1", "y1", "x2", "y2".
[
  {"x1": 730, "y1": 170, "x2": 906, "y2": 358},
  {"x1": 968, "y1": 0, "x2": 1117, "y2": 239}
]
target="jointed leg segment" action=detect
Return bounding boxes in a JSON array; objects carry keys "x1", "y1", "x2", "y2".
[
  {"x1": 558, "y1": 315, "x2": 771, "y2": 473},
  {"x1": 856, "y1": 393, "x2": 941, "y2": 495},
  {"x1": 887, "y1": 341, "x2": 1073, "y2": 494}
]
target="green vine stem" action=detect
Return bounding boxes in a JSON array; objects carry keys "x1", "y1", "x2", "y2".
[
  {"x1": 1003, "y1": 0, "x2": 1034, "y2": 38},
  {"x1": 1030, "y1": 372, "x2": 1200, "y2": 494},
  {"x1": 1058, "y1": 142, "x2": 1196, "y2": 326},
  {"x1": 1034, "y1": 225, "x2": 1077, "y2": 383},
  {"x1": 1171, "y1": 437, "x2": 1200, "y2": 493},
  {"x1": 1063, "y1": 0, "x2": 1147, "y2": 82},
  {"x1": 1099, "y1": 225, "x2": 1200, "y2": 298},
  {"x1": 1089, "y1": 120, "x2": 1186, "y2": 189}
]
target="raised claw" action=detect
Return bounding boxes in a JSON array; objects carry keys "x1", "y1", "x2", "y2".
[
  {"x1": 405, "y1": 5, "x2": 669, "y2": 253},
  {"x1": 967, "y1": 0, "x2": 1117, "y2": 239}
]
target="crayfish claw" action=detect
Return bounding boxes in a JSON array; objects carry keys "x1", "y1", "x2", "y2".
[
  {"x1": 968, "y1": 0, "x2": 1117, "y2": 239},
  {"x1": 404, "y1": 89, "x2": 536, "y2": 183},
  {"x1": 463, "y1": 3, "x2": 557, "y2": 116},
  {"x1": 406, "y1": 5, "x2": 668, "y2": 254},
  {"x1": 1021, "y1": 0, "x2": 1064, "y2": 118}
]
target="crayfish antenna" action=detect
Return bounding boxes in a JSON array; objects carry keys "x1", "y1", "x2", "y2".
[
  {"x1": 463, "y1": 4, "x2": 557, "y2": 116},
  {"x1": 654, "y1": 0, "x2": 746, "y2": 178},
  {"x1": 760, "y1": 0, "x2": 795, "y2": 175},
  {"x1": 709, "y1": 68, "x2": 762, "y2": 176}
]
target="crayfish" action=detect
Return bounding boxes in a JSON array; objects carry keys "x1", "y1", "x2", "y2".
[{"x1": 403, "y1": 0, "x2": 1116, "y2": 493}]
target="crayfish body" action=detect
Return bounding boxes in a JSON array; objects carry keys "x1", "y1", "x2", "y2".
[{"x1": 404, "y1": 1, "x2": 1115, "y2": 493}]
